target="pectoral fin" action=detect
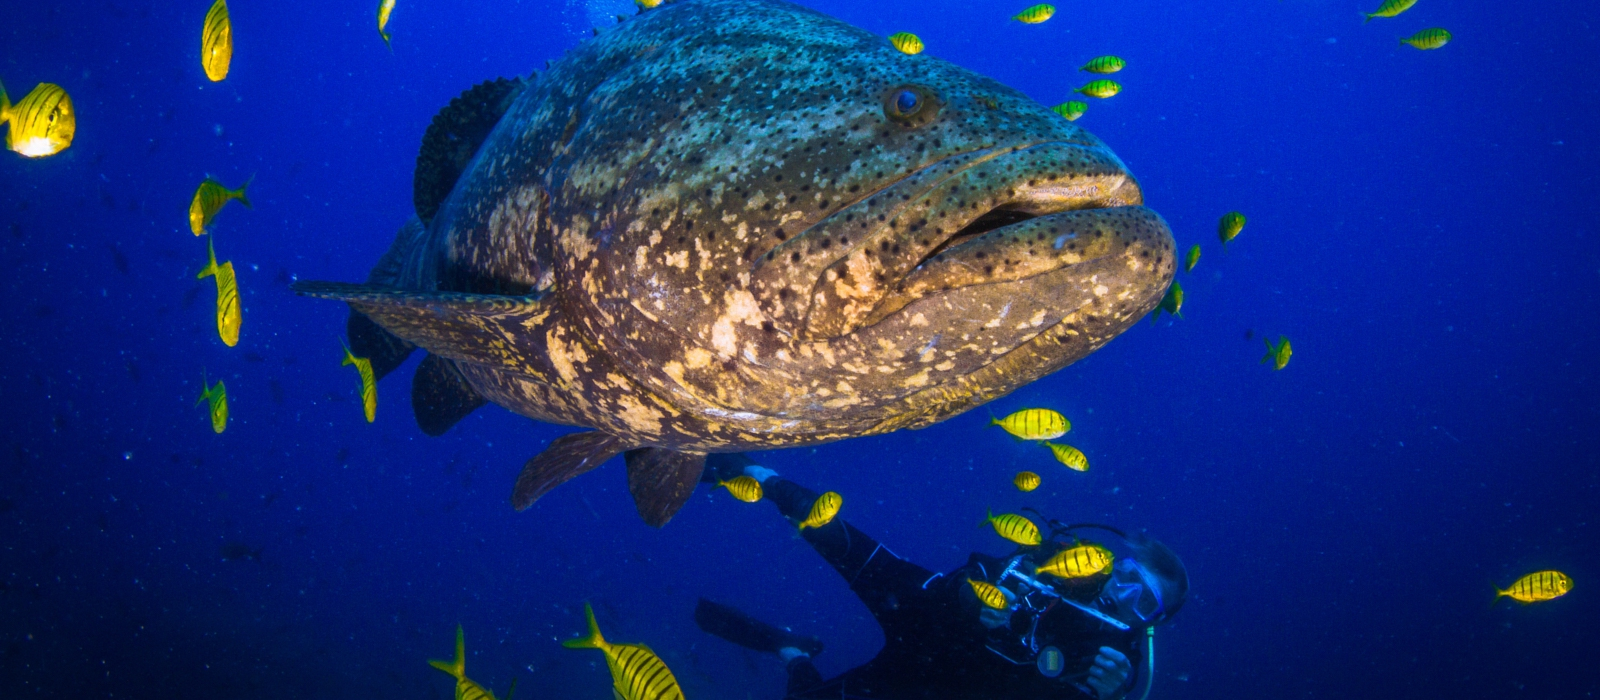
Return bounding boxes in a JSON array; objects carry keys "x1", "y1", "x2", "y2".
[
  {"x1": 292, "y1": 282, "x2": 555, "y2": 372},
  {"x1": 511, "y1": 431, "x2": 628, "y2": 511},
  {"x1": 624, "y1": 448, "x2": 706, "y2": 528}
]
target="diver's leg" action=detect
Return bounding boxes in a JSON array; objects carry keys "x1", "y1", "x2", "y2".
[
  {"x1": 761, "y1": 477, "x2": 939, "y2": 620},
  {"x1": 784, "y1": 655, "x2": 830, "y2": 698},
  {"x1": 693, "y1": 598, "x2": 824, "y2": 656}
]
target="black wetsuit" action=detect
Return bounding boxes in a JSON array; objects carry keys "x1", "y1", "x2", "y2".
[{"x1": 764, "y1": 478, "x2": 1143, "y2": 700}]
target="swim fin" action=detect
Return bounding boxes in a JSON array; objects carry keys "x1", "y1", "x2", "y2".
[{"x1": 693, "y1": 598, "x2": 823, "y2": 658}]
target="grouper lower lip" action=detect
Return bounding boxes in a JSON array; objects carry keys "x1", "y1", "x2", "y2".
[{"x1": 751, "y1": 140, "x2": 1147, "y2": 341}]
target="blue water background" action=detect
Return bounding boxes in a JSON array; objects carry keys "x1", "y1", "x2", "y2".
[{"x1": 2, "y1": 0, "x2": 1597, "y2": 697}]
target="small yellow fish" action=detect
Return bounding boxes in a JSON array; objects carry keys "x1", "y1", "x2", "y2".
[
  {"x1": 718, "y1": 475, "x2": 763, "y2": 503},
  {"x1": 188, "y1": 176, "x2": 252, "y2": 235},
  {"x1": 1014, "y1": 471, "x2": 1041, "y2": 492},
  {"x1": 197, "y1": 237, "x2": 241, "y2": 347},
  {"x1": 1183, "y1": 244, "x2": 1200, "y2": 273},
  {"x1": 1079, "y1": 56, "x2": 1126, "y2": 74},
  {"x1": 340, "y1": 340, "x2": 377, "y2": 423},
  {"x1": 197, "y1": 372, "x2": 228, "y2": 434},
  {"x1": 636, "y1": 0, "x2": 662, "y2": 7},
  {"x1": 377, "y1": 0, "x2": 396, "y2": 50},
  {"x1": 1364, "y1": 0, "x2": 1417, "y2": 23},
  {"x1": 1496, "y1": 571, "x2": 1573, "y2": 604},
  {"x1": 1150, "y1": 280, "x2": 1183, "y2": 322},
  {"x1": 967, "y1": 579, "x2": 1011, "y2": 609},
  {"x1": 983, "y1": 509, "x2": 1042, "y2": 546},
  {"x1": 1051, "y1": 100, "x2": 1087, "y2": 121},
  {"x1": 991, "y1": 408, "x2": 1069, "y2": 441},
  {"x1": 1074, "y1": 80, "x2": 1120, "y2": 99},
  {"x1": 888, "y1": 32, "x2": 924, "y2": 55},
  {"x1": 565, "y1": 602, "x2": 685, "y2": 700},
  {"x1": 1218, "y1": 211, "x2": 1245, "y2": 247},
  {"x1": 1262, "y1": 335, "x2": 1291, "y2": 370},
  {"x1": 1401, "y1": 28, "x2": 1451, "y2": 50},
  {"x1": 0, "y1": 80, "x2": 75, "y2": 158},
  {"x1": 1037, "y1": 543, "x2": 1114, "y2": 579},
  {"x1": 1012, "y1": 4, "x2": 1055, "y2": 23},
  {"x1": 429, "y1": 625, "x2": 505, "y2": 700},
  {"x1": 201, "y1": 0, "x2": 233, "y2": 82},
  {"x1": 1045, "y1": 443, "x2": 1089, "y2": 472},
  {"x1": 799, "y1": 491, "x2": 843, "y2": 530}
]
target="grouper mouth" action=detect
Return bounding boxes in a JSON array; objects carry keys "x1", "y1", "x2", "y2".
[{"x1": 749, "y1": 140, "x2": 1170, "y2": 342}]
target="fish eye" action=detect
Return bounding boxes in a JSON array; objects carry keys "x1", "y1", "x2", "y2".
[
  {"x1": 883, "y1": 85, "x2": 939, "y2": 125},
  {"x1": 894, "y1": 90, "x2": 920, "y2": 114}
]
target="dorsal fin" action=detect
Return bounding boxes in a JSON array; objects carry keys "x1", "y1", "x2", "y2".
[{"x1": 413, "y1": 77, "x2": 527, "y2": 225}]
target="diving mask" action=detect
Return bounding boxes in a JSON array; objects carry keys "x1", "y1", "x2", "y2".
[{"x1": 1106, "y1": 558, "x2": 1166, "y2": 624}]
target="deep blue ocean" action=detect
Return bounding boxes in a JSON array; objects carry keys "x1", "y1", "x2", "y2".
[{"x1": 3, "y1": 0, "x2": 1597, "y2": 697}]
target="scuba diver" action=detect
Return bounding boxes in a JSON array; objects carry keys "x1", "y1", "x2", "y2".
[{"x1": 692, "y1": 454, "x2": 1188, "y2": 700}]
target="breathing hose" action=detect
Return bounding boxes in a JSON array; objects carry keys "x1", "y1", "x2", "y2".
[{"x1": 1131, "y1": 626, "x2": 1155, "y2": 700}]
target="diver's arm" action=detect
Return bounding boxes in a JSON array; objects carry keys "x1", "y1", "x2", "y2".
[{"x1": 1086, "y1": 646, "x2": 1133, "y2": 700}]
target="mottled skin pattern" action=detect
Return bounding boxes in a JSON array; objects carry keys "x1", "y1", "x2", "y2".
[{"x1": 331, "y1": 0, "x2": 1174, "y2": 453}]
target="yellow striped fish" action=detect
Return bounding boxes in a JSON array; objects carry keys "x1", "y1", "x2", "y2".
[
  {"x1": 340, "y1": 340, "x2": 377, "y2": 423},
  {"x1": 1183, "y1": 244, "x2": 1200, "y2": 273},
  {"x1": 799, "y1": 491, "x2": 843, "y2": 530},
  {"x1": 983, "y1": 509, "x2": 1041, "y2": 546},
  {"x1": 1037, "y1": 543, "x2": 1113, "y2": 580},
  {"x1": 1363, "y1": 0, "x2": 1417, "y2": 23},
  {"x1": 428, "y1": 625, "x2": 505, "y2": 700},
  {"x1": 1050, "y1": 101, "x2": 1087, "y2": 121},
  {"x1": 636, "y1": 0, "x2": 662, "y2": 7},
  {"x1": 377, "y1": 0, "x2": 396, "y2": 51},
  {"x1": 564, "y1": 603, "x2": 685, "y2": 700},
  {"x1": 1496, "y1": 571, "x2": 1573, "y2": 604},
  {"x1": 1261, "y1": 336, "x2": 1291, "y2": 371},
  {"x1": 197, "y1": 372, "x2": 228, "y2": 434},
  {"x1": 198, "y1": 237, "x2": 242, "y2": 347},
  {"x1": 888, "y1": 32, "x2": 924, "y2": 55},
  {"x1": 1075, "y1": 80, "x2": 1120, "y2": 99},
  {"x1": 1401, "y1": 28, "x2": 1451, "y2": 50},
  {"x1": 188, "y1": 176, "x2": 252, "y2": 235},
  {"x1": 201, "y1": 0, "x2": 233, "y2": 82},
  {"x1": 1150, "y1": 280, "x2": 1183, "y2": 322},
  {"x1": 967, "y1": 579, "x2": 1011, "y2": 609},
  {"x1": 1218, "y1": 211, "x2": 1245, "y2": 247},
  {"x1": 718, "y1": 475, "x2": 763, "y2": 503},
  {"x1": 1012, "y1": 4, "x2": 1054, "y2": 23},
  {"x1": 1046, "y1": 443, "x2": 1089, "y2": 472},
  {"x1": 1014, "y1": 471, "x2": 1041, "y2": 492},
  {"x1": 0, "y1": 80, "x2": 75, "y2": 158},
  {"x1": 991, "y1": 408, "x2": 1069, "y2": 441},
  {"x1": 1079, "y1": 56, "x2": 1126, "y2": 74}
]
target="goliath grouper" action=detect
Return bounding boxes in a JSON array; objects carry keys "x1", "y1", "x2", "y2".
[{"x1": 293, "y1": 0, "x2": 1176, "y2": 527}]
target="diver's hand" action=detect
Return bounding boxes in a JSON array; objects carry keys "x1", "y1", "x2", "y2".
[
  {"x1": 1086, "y1": 646, "x2": 1132, "y2": 700},
  {"x1": 976, "y1": 586, "x2": 1016, "y2": 629}
]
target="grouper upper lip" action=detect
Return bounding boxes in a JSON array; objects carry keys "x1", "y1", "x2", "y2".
[{"x1": 749, "y1": 139, "x2": 1146, "y2": 341}]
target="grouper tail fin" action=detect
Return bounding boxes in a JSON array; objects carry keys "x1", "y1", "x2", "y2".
[{"x1": 343, "y1": 216, "x2": 425, "y2": 383}]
